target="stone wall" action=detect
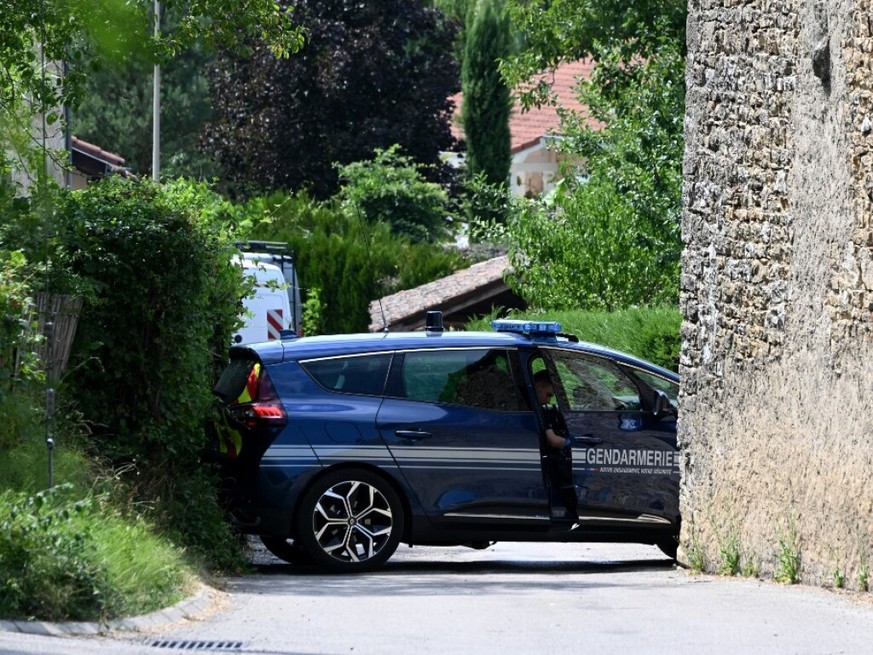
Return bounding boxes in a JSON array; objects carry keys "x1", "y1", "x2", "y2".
[{"x1": 681, "y1": 0, "x2": 873, "y2": 587}]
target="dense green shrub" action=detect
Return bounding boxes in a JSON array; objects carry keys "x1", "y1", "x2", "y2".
[
  {"x1": 0, "y1": 488, "x2": 112, "y2": 621},
  {"x1": 48, "y1": 177, "x2": 246, "y2": 566},
  {"x1": 336, "y1": 145, "x2": 454, "y2": 243},
  {"x1": 507, "y1": 174, "x2": 680, "y2": 312},
  {"x1": 243, "y1": 191, "x2": 469, "y2": 334},
  {"x1": 0, "y1": 486, "x2": 191, "y2": 621}
]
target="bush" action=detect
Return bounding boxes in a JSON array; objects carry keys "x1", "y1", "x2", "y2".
[
  {"x1": 506, "y1": 176, "x2": 680, "y2": 312},
  {"x1": 0, "y1": 488, "x2": 112, "y2": 621},
  {"x1": 336, "y1": 145, "x2": 454, "y2": 244},
  {"x1": 49, "y1": 176, "x2": 247, "y2": 567},
  {"x1": 0, "y1": 486, "x2": 192, "y2": 621}
]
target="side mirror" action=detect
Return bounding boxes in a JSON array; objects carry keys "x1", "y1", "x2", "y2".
[{"x1": 653, "y1": 390, "x2": 676, "y2": 419}]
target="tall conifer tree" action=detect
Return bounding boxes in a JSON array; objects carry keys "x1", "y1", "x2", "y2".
[{"x1": 461, "y1": 0, "x2": 511, "y2": 189}]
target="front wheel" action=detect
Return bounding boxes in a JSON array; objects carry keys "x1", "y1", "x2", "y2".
[
  {"x1": 657, "y1": 538, "x2": 678, "y2": 560},
  {"x1": 260, "y1": 536, "x2": 314, "y2": 565},
  {"x1": 295, "y1": 469, "x2": 404, "y2": 573}
]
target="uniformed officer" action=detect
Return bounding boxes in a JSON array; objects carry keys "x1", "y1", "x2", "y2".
[{"x1": 534, "y1": 370, "x2": 580, "y2": 527}]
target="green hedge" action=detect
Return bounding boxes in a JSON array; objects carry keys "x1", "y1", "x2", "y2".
[
  {"x1": 242, "y1": 192, "x2": 469, "y2": 334},
  {"x1": 50, "y1": 177, "x2": 247, "y2": 566}
]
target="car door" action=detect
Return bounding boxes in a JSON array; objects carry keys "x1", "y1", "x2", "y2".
[
  {"x1": 376, "y1": 347, "x2": 549, "y2": 529},
  {"x1": 540, "y1": 348, "x2": 679, "y2": 527}
]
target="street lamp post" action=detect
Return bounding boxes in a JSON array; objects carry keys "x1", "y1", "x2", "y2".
[{"x1": 152, "y1": 0, "x2": 161, "y2": 181}]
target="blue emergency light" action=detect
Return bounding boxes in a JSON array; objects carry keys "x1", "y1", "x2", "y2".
[{"x1": 491, "y1": 319, "x2": 562, "y2": 336}]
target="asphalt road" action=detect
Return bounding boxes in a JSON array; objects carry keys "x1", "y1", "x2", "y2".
[{"x1": 3, "y1": 541, "x2": 873, "y2": 655}]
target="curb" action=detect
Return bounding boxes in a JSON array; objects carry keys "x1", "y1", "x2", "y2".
[{"x1": 0, "y1": 583, "x2": 215, "y2": 637}]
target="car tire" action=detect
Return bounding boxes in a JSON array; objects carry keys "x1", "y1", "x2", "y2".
[
  {"x1": 259, "y1": 536, "x2": 314, "y2": 565},
  {"x1": 657, "y1": 539, "x2": 678, "y2": 560},
  {"x1": 295, "y1": 468, "x2": 404, "y2": 573}
]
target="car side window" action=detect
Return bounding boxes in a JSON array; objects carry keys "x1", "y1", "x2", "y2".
[
  {"x1": 628, "y1": 369, "x2": 679, "y2": 410},
  {"x1": 545, "y1": 350, "x2": 641, "y2": 412},
  {"x1": 390, "y1": 348, "x2": 526, "y2": 411},
  {"x1": 300, "y1": 353, "x2": 392, "y2": 396}
]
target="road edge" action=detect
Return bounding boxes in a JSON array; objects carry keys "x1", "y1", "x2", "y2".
[{"x1": 0, "y1": 583, "x2": 216, "y2": 637}]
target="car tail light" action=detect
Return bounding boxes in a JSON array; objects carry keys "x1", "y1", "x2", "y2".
[{"x1": 230, "y1": 367, "x2": 287, "y2": 428}]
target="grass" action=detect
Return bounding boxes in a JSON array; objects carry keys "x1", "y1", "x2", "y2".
[
  {"x1": 94, "y1": 511, "x2": 195, "y2": 616},
  {"x1": 742, "y1": 559, "x2": 760, "y2": 578},
  {"x1": 833, "y1": 567, "x2": 845, "y2": 590},
  {"x1": 718, "y1": 532, "x2": 742, "y2": 576},
  {"x1": 775, "y1": 528, "x2": 801, "y2": 584},
  {"x1": 0, "y1": 403, "x2": 197, "y2": 621},
  {"x1": 684, "y1": 538, "x2": 706, "y2": 573}
]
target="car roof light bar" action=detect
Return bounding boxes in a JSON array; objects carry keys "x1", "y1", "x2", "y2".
[{"x1": 491, "y1": 319, "x2": 562, "y2": 338}]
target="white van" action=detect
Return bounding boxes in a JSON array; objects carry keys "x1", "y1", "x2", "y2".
[
  {"x1": 232, "y1": 257, "x2": 293, "y2": 345},
  {"x1": 236, "y1": 241, "x2": 302, "y2": 337}
]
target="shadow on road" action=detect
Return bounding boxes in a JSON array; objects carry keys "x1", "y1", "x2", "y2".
[{"x1": 227, "y1": 548, "x2": 679, "y2": 597}]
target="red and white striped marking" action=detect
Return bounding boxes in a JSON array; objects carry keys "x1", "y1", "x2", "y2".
[{"x1": 267, "y1": 309, "x2": 284, "y2": 340}]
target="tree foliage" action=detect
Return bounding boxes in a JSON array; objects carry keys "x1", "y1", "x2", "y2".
[
  {"x1": 500, "y1": 0, "x2": 686, "y2": 311},
  {"x1": 0, "y1": 0, "x2": 302, "y2": 187},
  {"x1": 501, "y1": 0, "x2": 686, "y2": 94},
  {"x1": 202, "y1": 0, "x2": 460, "y2": 199},
  {"x1": 0, "y1": 0, "x2": 303, "y2": 123},
  {"x1": 72, "y1": 38, "x2": 216, "y2": 178},
  {"x1": 461, "y1": 0, "x2": 511, "y2": 190},
  {"x1": 336, "y1": 145, "x2": 453, "y2": 243}
]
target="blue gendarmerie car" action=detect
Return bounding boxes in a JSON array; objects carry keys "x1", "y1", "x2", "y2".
[{"x1": 210, "y1": 312, "x2": 680, "y2": 572}]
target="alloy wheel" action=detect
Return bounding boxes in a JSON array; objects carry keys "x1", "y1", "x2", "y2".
[{"x1": 310, "y1": 479, "x2": 395, "y2": 564}]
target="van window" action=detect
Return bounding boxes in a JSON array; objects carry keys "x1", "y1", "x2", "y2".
[{"x1": 301, "y1": 354, "x2": 392, "y2": 396}]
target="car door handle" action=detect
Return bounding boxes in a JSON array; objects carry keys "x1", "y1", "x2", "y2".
[
  {"x1": 572, "y1": 434, "x2": 603, "y2": 445},
  {"x1": 394, "y1": 429, "x2": 432, "y2": 441}
]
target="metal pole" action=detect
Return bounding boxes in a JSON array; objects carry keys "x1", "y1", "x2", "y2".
[
  {"x1": 45, "y1": 320, "x2": 55, "y2": 488},
  {"x1": 152, "y1": 0, "x2": 161, "y2": 181}
]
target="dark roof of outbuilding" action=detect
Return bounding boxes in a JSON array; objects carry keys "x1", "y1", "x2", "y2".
[
  {"x1": 368, "y1": 255, "x2": 513, "y2": 332},
  {"x1": 70, "y1": 136, "x2": 131, "y2": 180}
]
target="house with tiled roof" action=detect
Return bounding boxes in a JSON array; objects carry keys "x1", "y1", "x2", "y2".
[
  {"x1": 449, "y1": 59, "x2": 601, "y2": 197},
  {"x1": 369, "y1": 62, "x2": 602, "y2": 331}
]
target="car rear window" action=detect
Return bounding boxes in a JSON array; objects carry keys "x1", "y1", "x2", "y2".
[
  {"x1": 213, "y1": 356, "x2": 258, "y2": 403},
  {"x1": 301, "y1": 353, "x2": 392, "y2": 396}
]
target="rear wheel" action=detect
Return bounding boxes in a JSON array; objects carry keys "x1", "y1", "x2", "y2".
[
  {"x1": 259, "y1": 536, "x2": 314, "y2": 565},
  {"x1": 295, "y1": 469, "x2": 404, "y2": 573}
]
